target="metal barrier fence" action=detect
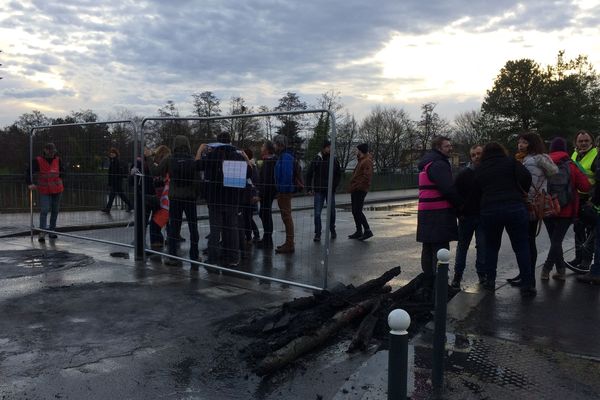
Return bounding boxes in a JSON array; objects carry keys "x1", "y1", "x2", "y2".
[
  {"x1": 29, "y1": 120, "x2": 138, "y2": 249},
  {"x1": 139, "y1": 110, "x2": 337, "y2": 291}
]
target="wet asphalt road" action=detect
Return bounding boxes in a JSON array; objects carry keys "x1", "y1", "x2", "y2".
[{"x1": 0, "y1": 202, "x2": 575, "y2": 399}]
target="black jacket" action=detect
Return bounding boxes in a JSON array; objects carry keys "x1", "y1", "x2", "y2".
[
  {"x1": 305, "y1": 152, "x2": 341, "y2": 193},
  {"x1": 475, "y1": 153, "x2": 532, "y2": 209},
  {"x1": 454, "y1": 164, "x2": 480, "y2": 217},
  {"x1": 107, "y1": 157, "x2": 126, "y2": 188},
  {"x1": 416, "y1": 150, "x2": 460, "y2": 243},
  {"x1": 200, "y1": 144, "x2": 248, "y2": 207},
  {"x1": 258, "y1": 154, "x2": 277, "y2": 200}
]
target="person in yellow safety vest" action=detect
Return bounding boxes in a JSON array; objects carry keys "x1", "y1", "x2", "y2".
[{"x1": 568, "y1": 130, "x2": 597, "y2": 270}]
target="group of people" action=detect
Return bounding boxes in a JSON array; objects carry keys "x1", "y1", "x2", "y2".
[
  {"x1": 135, "y1": 133, "x2": 375, "y2": 270},
  {"x1": 417, "y1": 130, "x2": 600, "y2": 298}
]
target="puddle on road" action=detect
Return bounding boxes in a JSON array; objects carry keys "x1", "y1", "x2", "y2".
[
  {"x1": 341, "y1": 202, "x2": 417, "y2": 217},
  {"x1": 0, "y1": 249, "x2": 94, "y2": 279}
]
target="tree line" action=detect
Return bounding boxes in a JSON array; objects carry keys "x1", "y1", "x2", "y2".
[{"x1": 2, "y1": 50, "x2": 599, "y2": 174}]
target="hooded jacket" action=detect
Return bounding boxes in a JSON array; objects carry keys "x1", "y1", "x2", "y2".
[
  {"x1": 416, "y1": 149, "x2": 461, "y2": 243},
  {"x1": 348, "y1": 154, "x2": 373, "y2": 193},
  {"x1": 475, "y1": 151, "x2": 531, "y2": 209},
  {"x1": 548, "y1": 151, "x2": 591, "y2": 218},
  {"x1": 150, "y1": 135, "x2": 200, "y2": 200}
]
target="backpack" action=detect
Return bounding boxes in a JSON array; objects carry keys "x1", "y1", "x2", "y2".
[
  {"x1": 547, "y1": 158, "x2": 573, "y2": 208},
  {"x1": 293, "y1": 158, "x2": 304, "y2": 193},
  {"x1": 170, "y1": 155, "x2": 196, "y2": 187}
]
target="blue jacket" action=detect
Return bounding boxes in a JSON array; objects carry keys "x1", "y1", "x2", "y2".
[{"x1": 275, "y1": 150, "x2": 295, "y2": 193}]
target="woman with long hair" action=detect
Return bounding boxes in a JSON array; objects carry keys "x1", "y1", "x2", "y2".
[
  {"x1": 475, "y1": 142, "x2": 536, "y2": 297},
  {"x1": 507, "y1": 132, "x2": 558, "y2": 285}
]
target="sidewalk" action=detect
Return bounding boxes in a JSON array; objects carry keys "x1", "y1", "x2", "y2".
[
  {"x1": 0, "y1": 188, "x2": 417, "y2": 237},
  {"x1": 335, "y1": 254, "x2": 600, "y2": 399}
]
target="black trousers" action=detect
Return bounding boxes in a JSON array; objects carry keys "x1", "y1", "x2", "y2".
[
  {"x1": 543, "y1": 217, "x2": 572, "y2": 270},
  {"x1": 168, "y1": 198, "x2": 199, "y2": 260},
  {"x1": 421, "y1": 242, "x2": 450, "y2": 277},
  {"x1": 259, "y1": 195, "x2": 275, "y2": 238},
  {"x1": 351, "y1": 190, "x2": 370, "y2": 232}
]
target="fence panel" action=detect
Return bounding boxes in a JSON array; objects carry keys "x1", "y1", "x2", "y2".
[
  {"x1": 139, "y1": 110, "x2": 336, "y2": 290},
  {"x1": 29, "y1": 120, "x2": 137, "y2": 249}
]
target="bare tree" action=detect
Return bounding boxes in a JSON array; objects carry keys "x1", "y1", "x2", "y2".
[
  {"x1": 191, "y1": 91, "x2": 222, "y2": 140},
  {"x1": 222, "y1": 96, "x2": 262, "y2": 148},
  {"x1": 336, "y1": 112, "x2": 358, "y2": 170},
  {"x1": 416, "y1": 102, "x2": 450, "y2": 151},
  {"x1": 452, "y1": 110, "x2": 492, "y2": 149},
  {"x1": 258, "y1": 105, "x2": 274, "y2": 140},
  {"x1": 359, "y1": 106, "x2": 416, "y2": 172}
]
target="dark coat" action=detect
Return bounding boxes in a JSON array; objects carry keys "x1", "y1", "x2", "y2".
[
  {"x1": 474, "y1": 153, "x2": 531, "y2": 209},
  {"x1": 305, "y1": 152, "x2": 341, "y2": 193},
  {"x1": 416, "y1": 150, "x2": 461, "y2": 243},
  {"x1": 150, "y1": 135, "x2": 200, "y2": 200},
  {"x1": 107, "y1": 157, "x2": 126, "y2": 189},
  {"x1": 200, "y1": 144, "x2": 248, "y2": 207},
  {"x1": 258, "y1": 154, "x2": 277, "y2": 200},
  {"x1": 454, "y1": 164, "x2": 480, "y2": 217}
]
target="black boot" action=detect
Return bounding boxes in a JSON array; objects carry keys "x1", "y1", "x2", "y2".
[
  {"x1": 256, "y1": 235, "x2": 273, "y2": 249},
  {"x1": 348, "y1": 230, "x2": 363, "y2": 239},
  {"x1": 451, "y1": 272, "x2": 463, "y2": 289}
]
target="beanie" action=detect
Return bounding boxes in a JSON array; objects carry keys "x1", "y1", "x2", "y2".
[
  {"x1": 322, "y1": 139, "x2": 331, "y2": 149},
  {"x1": 357, "y1": 143, "x2": 369, "y2": 154},
  {"x1": 550, "y1": 137, "x2": 567, "y2": 153}
]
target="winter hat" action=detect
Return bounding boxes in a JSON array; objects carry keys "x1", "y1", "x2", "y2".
[
  {"x1": 550, "y1": 137, "x2": 567, "y2": 153},
  {"x1": 322, "y1": 139, "x2": 331, "y2": 149},
  {"x1": 217, "y1": 132, "x2": 231, "y2": 144},
  {"x1": 357, "y1": 143, "x2": 369, "y2": 154}
]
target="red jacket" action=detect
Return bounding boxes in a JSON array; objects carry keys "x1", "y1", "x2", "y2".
[{"x1": 549, "y1": 151, "x2": 591, "y2": 218}]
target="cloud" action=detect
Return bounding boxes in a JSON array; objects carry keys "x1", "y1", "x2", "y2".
[
  {"x1": 0, "y1": 0, "x2": 599, "y2": 126},
  {"x1": 3, "y1": 87, "x2": 76, "y2": 99}
]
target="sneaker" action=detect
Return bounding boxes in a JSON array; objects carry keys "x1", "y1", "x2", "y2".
[
  {"x1": 476, "y1": 272, "x2": 487, "y2": 284},
  {"x1": 482, "y1": 279, "x2": 496, "y2": 291},
  {"x1": 38, "y1": 233, "x2": 46, "y2": 242},
  {"x1": 576, "y1": 272, "x2": 600, "y2": 284},
  {"x1": 48, "y1": 233, "x2": 58, "y2": 239},
  {"x1": 348, "y1": 231, "x2": 363, "y2": 239},
  {"x1": 450, "y1": 273, "x2": 462, "y2": 289},
  {"x1": 330, "y1": 230, "x2": 337, "y2": 239},
  {"x1": 506, "y1": 274, "x2": 521, "y2": 283},
  {"x1": 552, "y1": 268, "x2": 566, "y2": 281},
  {"x1": 256, "y1": 239, "x2": 273, "y2": 249},
  {"x1": 540, "y1": 268, "x2": 551, "y2": 281},
  {"x1": 313, "y1": 234, "x2": 321, "y2": 242},
  {"x1": 358, "y1": 230, "x2": 373, "y2": 241},
  {"x1": 101, "y1": 208, "x2": 110, "y2": 213},
  {"x1": 567, "y1": 258, "x2": 581, "y2": 269}
]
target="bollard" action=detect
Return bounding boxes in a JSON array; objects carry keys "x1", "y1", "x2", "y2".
[
  {"x1": 134, "y1": 172, "x2": 145, "y2": 261},
  {"x1": 388, "y1": 309, "x2": 410, "y2": 400},
  {"x1": 432, "y1": 248, "x2": 450, "y2": 396}
]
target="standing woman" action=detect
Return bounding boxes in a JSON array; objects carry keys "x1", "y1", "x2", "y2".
[
  {"x1": 507, "y1": 132, "x2": 558, "y2": 285},
  {"x1": 474, "y1": 142, "x2": 536, "y2": 297},
  {"x1": 348, "y1": 143, "x2": 374, "y2": 241},
  {"x1": 101, "y1": 147, "x2": 133, "y2": 213},
  {"x1": 26, "y1": 143, "x2": 65, "y2": 242},
  {"x1": 542, "y1": 137, "x2": 591, "y2": 280}
]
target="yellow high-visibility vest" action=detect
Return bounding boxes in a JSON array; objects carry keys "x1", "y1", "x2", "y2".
[{"x1": 572, "y1": 147, "x2": 597, "y2": 188}]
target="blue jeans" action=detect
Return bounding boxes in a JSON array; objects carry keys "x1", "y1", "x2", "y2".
[
  {"x1": 39, "y1": 193, "x2": 61, "y2": 231},
  {"x1": 314, "y1": 191, "x2": 336, "y2": 234},
  {"x1": 481, "y1": 201, "x2": 534, "y2": 287},
  {"x1": 454, "y1": 215, "x2": 485, "y2": 276}
]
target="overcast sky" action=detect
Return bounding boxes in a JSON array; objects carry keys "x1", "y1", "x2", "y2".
[{"x1": 1, "y1": 0, "x2": 599, "y2": 126}]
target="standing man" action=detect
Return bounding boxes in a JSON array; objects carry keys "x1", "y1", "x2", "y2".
[
  {"x1": 256, "y1": 141, "x2": 277, "y2": 249},
  {"x1": 306, "y1": 140, "x2": 342, "y2": 242},
  {"x1": 451, "y1": 144, "x2": 485, "y2": 288},
  {"x1": 197, "y1": 132, "x2": 248, "y2": 267},
  {"x1": 348, "y1": 143, "x2": 374, "y2": 241},
  {"x1": 27, "y1": 142, "x2": 65, "y2": 242},
  {"x1": 150, "y1": 135, "x2": 201, "y2": 267},
  {"x1": 273, "y1": 134, "x2": 296, "y2": 254},
  {"x1": 101, "y1": 147, "x2": 133, "y2": 213},
  {"x1": 569, "y1": 130, "x2": 597, "y2": 270},
  {"x1": 416, "y1": 136, "x2": 462, "y2": 286}
]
